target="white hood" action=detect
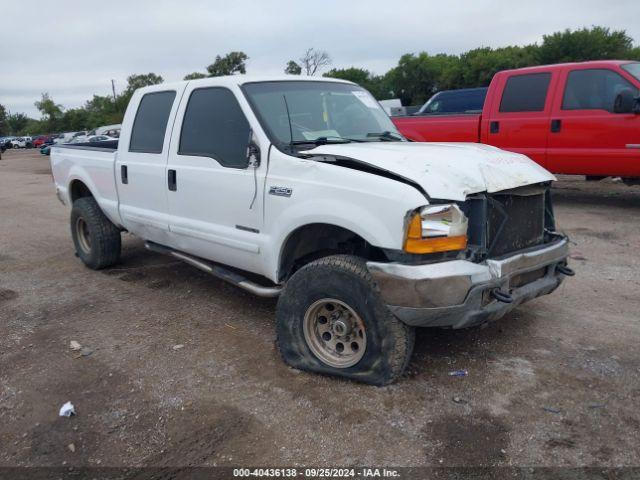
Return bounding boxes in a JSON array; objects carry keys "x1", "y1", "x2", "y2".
[{"x1": 303, "y1": 142, "x2": 555, "y2": 201}]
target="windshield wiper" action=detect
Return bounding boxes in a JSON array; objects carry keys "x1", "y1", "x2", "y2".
[
  {"x1": 366, "y1": 131, "x2": 404, "y2": 141},
  {"x1": 291, "y1": 136, "x2": 364, "y2": 146}
]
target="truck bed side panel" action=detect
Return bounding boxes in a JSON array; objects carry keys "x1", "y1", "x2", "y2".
[
  {"x1": 392, "y1": 114, "x2": 481, "y2": 143},
  {"x1": 50, "y1": 146, "x2": 121, "y2": 227}
]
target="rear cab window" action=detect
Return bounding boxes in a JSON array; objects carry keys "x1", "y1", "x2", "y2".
[
  {"x1": 499, "y1": 73, "x2": 552, "y2": 112},
  {"x1": 129, "y1": 91, "x2": 177, "y2": 153}
]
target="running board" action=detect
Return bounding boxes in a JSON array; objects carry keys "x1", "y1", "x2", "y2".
[{"x1": 144, "y1": 241, "x2": 282, "y2": 298}]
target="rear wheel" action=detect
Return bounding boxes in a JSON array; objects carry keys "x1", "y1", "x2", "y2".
[
  {"x1": 70, "y1": 197, "x2": 121, "y2": 269},
  {"x1": 276, "y1": 255, "x2": 415, "y2": 385}
]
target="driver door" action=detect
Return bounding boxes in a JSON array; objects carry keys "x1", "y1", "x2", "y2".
[
  {"x1": 546, "y1": 67, "x2": 640, "y2": 176},
  {"x1": 165, "y1": 85, "x2": 267, "y2": 274}
]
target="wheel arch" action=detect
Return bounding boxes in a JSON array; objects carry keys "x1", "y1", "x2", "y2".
[
  {"x1": 68, "y1": 178, "x2": 95, "y2": 204},
  {"x1": 277, "y1": 223, "x2": 386, "y2": 282}
]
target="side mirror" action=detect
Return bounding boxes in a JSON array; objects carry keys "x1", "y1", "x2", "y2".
[
  {"x1": 613, "y1": 88, "x2": 635, "y2": 114},
  {"x1": 246, "y1": 129, "x2": 261, "y2": 168}
]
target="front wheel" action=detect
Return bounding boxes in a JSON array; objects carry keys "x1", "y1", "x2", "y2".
[
  {"x1": 276, "y1": 255, "x2": 415, "y2": 385},
  {"x1": 70, "y1": 197, "x2": 121, "y2": 269}
]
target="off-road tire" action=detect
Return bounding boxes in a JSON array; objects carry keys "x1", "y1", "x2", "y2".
[
  {"x1": 70, "y1": 197, "x2": 121, "y2": 270},
  {"x1": 276, "y1": 254, "x2": 415, "y2": 385}
]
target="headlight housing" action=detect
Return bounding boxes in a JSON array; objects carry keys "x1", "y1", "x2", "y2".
[{"x1": 403, "y1": 204, "x2": 468, "y2": 254}]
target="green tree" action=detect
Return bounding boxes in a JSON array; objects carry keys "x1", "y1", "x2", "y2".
[
  {"x1": 538, "y1": 26, "x2": 634, "y2": 64},
  {"x1": 123, "y1": 73, "x2": 164, "y2": 95},
  {"x1": 385, "y1": 53, "x2": 460, "y2": 105},
  {"x1": 207, "y1": 51, "x2": 248, "y2": 76},
  {"x1": 284, "y1": 60, "x2": 302, "y2": 75},
  {"x1": 184, "y1": 72, "x2": 207, "y2": 80},
  {"x1": 7, "y1": 113, "x2": 30, "y2": 135},
  {"x1": 323, "y1": 67, "x2": 390, "y2": 99},
  {"x1": 22, "y1": 118, "x2": 44, "y2": 135},
  {"x1": 34, "y1": 93, "x2": 63, "y2": 132},
  {"x1": 0, "y1": 104, "x2": 8, "y2": 136},
  {"x1": 457, "y1": 45, "x2": 539, "y2": 87}
]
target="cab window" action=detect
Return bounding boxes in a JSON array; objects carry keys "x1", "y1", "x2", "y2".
[
  {"x1": 178, "y1": 87, "x2": 251, "y2": 169},
  {"x1": 129, "y1": 91, "x2": 176, "y2": 153},
  {"x1": 562, "y1": 69, "x2": 638, "y2": 112},
  {"x1": 499, "y1": 73, "x2": 551, "y2": 112}
]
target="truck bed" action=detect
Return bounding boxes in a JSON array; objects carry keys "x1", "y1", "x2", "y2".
[
  {"x1": 50, "y1": 142, "x2": 121, "y2": 226},
  {"x1": 54, "y1": 140, "x2": 119, "y2": 152},
  {"x1": 392, "y1": 114, "x2": 481, "y2": 143}
]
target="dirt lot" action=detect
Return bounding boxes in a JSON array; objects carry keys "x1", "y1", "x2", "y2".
[{"x1": 1, "y1": 148, "x2": 639, "y2": 469}]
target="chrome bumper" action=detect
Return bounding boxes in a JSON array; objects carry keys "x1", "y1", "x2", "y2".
[{"x1": 367, "y1": 239, "x2": 570, "y2": 329}]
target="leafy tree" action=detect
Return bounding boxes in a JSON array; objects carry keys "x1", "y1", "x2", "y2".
[
  {"x1": 7, "y1": 113, "x2": 30, "y2": 135},
  {"x1": 457, "y1": 45, "x2": 539, "y2": 87},
  {"x1": 34, "y1": 93, "x2": 63, "y2": 132},
  {"x1": 22, "y1": 118, "x2": 44, "y2": 135},
  {"x1": 184, "y1": 72, "x2": 207, "y2": 80},
  {"x1": 384, "y1": 53, "x2": 460, "y2": 105},
  {"x1": 0, "y1": 104, "x2": 8, "y2": 136},
  {"x1": 123, "y1": 73, "x2": 164, "y2": 96},
  {"x1": 60, "y1": 108, "x2": 91, "y2": 131},
  {"x1": 538, "y1": 27, "x2": 634, "y2": 64},
  {"x1": 299, "y1": 48, "x2": 331, "y2": 75},
  {"x1": 284, "y1": 60, "x2": 302, "y2": 75},
  {"x1": 323, "y1": 67, "x2": 390, "y2": 99},
  {"x1": 207, "y1": 51, "x2": 248, "y2": 76}
]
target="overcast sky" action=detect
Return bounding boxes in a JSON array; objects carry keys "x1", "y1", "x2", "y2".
[{"x1": 1, "y1": 0, "x2": 639, "y2": 118}]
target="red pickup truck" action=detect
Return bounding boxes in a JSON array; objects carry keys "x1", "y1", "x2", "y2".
[{"x1": 393, "y1": 61, "x2": 640, "y2": 182}]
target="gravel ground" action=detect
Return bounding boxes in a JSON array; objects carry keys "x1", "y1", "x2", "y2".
[{"x1": 1, "y1": 148, "x2": 639, "y2": 469}]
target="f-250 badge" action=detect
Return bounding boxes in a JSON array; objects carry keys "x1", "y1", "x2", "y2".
[{"x1": 269, "y1": 186, "x2": 293, "y2": 197}]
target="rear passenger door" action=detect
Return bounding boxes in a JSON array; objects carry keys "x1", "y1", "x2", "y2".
[
  {"x1": 116, "y1": 89, "x2": 182, "y2": 245},
  {"x1": 485, "y1": 71, "x2": 557, "y2": 168},
  {"x1": 546, "y1": 67, "x2": 640, "y2": 176}
]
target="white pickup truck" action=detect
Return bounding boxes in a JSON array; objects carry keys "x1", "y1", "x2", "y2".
[{"x1": 50, "y1": 76, "x2": 573, "y2": 385}]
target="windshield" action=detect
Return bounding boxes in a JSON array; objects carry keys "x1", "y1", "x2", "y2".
[
  {"x1": 622, "y1": 62, "x2": 640, "y2": 83},
  {"x1": 242, "y1": 81, "x2": 402, "y2": 149}
]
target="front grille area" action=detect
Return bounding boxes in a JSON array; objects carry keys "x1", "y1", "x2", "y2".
[
  {"x1": 460, "y1": 184, "x2": 552, "y2": 261},
  {"x1": 487, "y1": 191, "x2": 545, "y2": 257}
]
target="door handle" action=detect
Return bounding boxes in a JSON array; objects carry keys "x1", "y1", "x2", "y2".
[
  {"x1": 121, "y1": 165, "x2": 128, "y2": 184},
  {"x1": 168, "y1": 169, "x2": 177, "y2": 191},
  {"x1": 550, "y1": 119, "x2": 562, "y2": 133},
  {"x1": 489, "y1": 121, "x2": 499, "y2": 134}
]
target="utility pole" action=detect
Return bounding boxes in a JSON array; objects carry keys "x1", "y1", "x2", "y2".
[{"x1": 111, "y1": 80, "x2": 117, "y2": 102}]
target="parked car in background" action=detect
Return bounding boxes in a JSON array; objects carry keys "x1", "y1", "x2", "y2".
[
  {"x1": 10, "y1": 136, "x2": 33, "y2": 148},
  {"x1": 40, "y1": 144, "x2": 52, "y2": 156},
  {"x1": 69, "y1": 131, "x2": 89, "y2": 143},
  {"x1": 50, "y1": 76, "x2": 572, "y2": 385},
  {"x1": 415, "y1": 87, "x2": 488, "y2": 115},
  {"x1": 92, "y1": 124, "x2": 121, "y2": 136},
  {"x1": 43, "y1": 135, "x2": 57, "y2": 146},
  {"x1": 0, "y1": 137, "x2": 14, "y2": 150},
  {"x1": 393, "y1": 60, "x2": 640, "y2": 184},
  {"x1": 86, "y1": 135, "x2": 117, "y2": 143},
  {"x1": 33, "y1": 136, "x2": 48, "y2": 148},
  {"x1": 102, "y1": 128, "x2": 121, "y2": 138}
]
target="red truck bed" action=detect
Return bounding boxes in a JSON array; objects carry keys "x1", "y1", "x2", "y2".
[{"x1": 393, "y1": 114, "x2": 481, "y2": 143}]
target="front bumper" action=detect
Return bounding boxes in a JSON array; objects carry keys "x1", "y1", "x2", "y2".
[{"x1": 367, "y1": 238, "x2": 570, "y2": 329}]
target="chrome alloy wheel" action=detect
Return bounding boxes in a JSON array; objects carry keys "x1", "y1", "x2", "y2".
[{"x1": 302, "y1": 298, "x2": 367, "y2": 368}]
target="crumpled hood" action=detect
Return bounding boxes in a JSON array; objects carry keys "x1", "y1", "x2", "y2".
[{"x1": 303, "y1": 142, "x2": 556, "y2": 201}]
